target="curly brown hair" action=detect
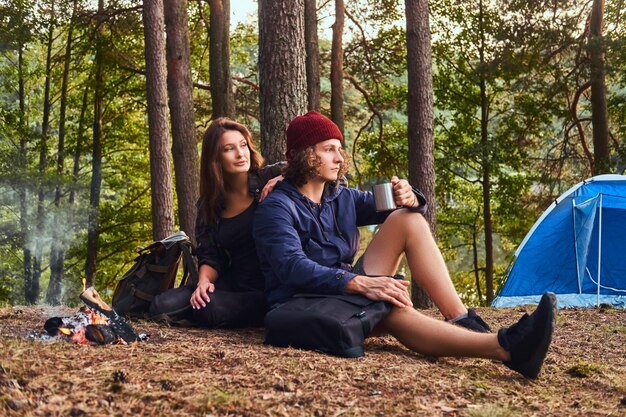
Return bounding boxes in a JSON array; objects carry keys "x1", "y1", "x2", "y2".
[{"x1": 283, "y1": 146, "x2": 350, "y2": 187}]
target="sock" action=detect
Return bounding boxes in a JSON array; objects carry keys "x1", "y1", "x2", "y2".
[{"x1": 448, "y1": 312, "x2": 468, "y2": 323}]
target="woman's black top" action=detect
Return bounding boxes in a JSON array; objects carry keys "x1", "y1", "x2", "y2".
[
  {"x1": 195, "y1": 164, "x2": 285, "y2": 292},
  {"x1": 215, "y1": 200, "x2": 261, "y2": 291}
]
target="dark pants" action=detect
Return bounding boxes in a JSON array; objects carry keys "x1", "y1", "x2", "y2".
[
  {"x1": 149, "y1": 285, "x2": 269, "y2": 328},
  {"x1": 192, "y1": 289, "x2": 268, "y2": 328}
]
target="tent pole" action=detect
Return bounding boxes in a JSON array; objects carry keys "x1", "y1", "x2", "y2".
[{"x1": 597, "y1": 194, "x2": 603, "y2": 307}]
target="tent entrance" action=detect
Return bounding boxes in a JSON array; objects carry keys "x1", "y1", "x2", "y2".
[
  {"x1": 573, "y1": 193, "x2": 626, "y2": 306},
  {"x1": 573, "y1": 194, "x2": 602, "y2": 306}
]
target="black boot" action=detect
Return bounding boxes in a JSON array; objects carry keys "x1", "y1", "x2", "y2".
[{"x1": 497, "y1": 292, "x2": 557, "y2": 379}]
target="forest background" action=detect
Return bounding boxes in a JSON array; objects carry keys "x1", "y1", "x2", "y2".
[{"x1": 0, "y1": 0, "x2": 624, "y2": 308}]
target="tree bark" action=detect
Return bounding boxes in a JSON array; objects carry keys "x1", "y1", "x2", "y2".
[
  {"x1": 164, "y1": 0, "x2": 200, "y2": 242},
  {"x1": 31, "y1": 1, "x2": 56, "y2": 304},
  {"x1": 85, "y1": 0, "x2": 105, "y2": 288},
  {"x1": 304, "y1": 0, "x2": 320, "y2": 111},
  {"x1": 330, "y1": 0, "x2": 344, "y2": 135},
  {"x1": 143, "y1": 0, "x2": 175, "y2": 241},
  {"x1": 70, "y1": 84, "x2": 90, "y2": 205},
  {"x1": 18, "y1": 40, "x2": 32, "y2": 303},
  {"x1": 209, "y1": 0, "x2": 234, "y2": 118},
  {"x1": 47, "y1": 0, "x2": 77, "y2": 305},
  {"x1": 258, "y1": 0, "x2": 308, "y2": 163},
  {"x1": 589, "y1": 0, "x2": 609, "y2": 174},
  {"x1": 478, "y1": 0, "x2": 494, "y2": 303},
  {"x1": 405, "y1": 0, "x2": 435, "y2": 308}
]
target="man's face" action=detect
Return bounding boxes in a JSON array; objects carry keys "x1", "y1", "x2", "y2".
[{"x1": 314, "y1": 138, "x2": 344, "y2": 182}]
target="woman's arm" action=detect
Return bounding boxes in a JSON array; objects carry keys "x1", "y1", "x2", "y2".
[{"x1": 259, "y1": 175, "x2": 283, "y2": 201}]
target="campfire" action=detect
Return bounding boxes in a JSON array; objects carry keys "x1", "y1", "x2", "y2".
[{"x1": 44, "y1": 287, "x2": 144, "y2": 345}]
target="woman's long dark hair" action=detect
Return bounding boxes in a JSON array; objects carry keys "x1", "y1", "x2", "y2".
[{"x1": 198, "y1": 118, "x2": 264, "y2": 225}]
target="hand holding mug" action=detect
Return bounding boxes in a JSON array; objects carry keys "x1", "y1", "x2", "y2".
[{"x1": 390, "y1": 176, "x2": 418, "y2": 208}]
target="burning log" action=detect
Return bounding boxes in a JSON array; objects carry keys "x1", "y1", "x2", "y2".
[
  {"x1": 43, "y1": 306, "x2": 110, "y2": 344},
  {"x1": 80, "y1": 287, "x2": 140, "y2": 343},
  {"x1": 85, "y1": 324, "x2": 118, "y2": 345}
]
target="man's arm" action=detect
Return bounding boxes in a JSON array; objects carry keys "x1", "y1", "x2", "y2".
[{"x1": 253, "y1": 199, "x2": 356, "y2": 294}]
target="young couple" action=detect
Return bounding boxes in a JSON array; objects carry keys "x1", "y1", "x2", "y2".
[{"x1": 152, "y1": 111, "x2": 556, "y2": 379}]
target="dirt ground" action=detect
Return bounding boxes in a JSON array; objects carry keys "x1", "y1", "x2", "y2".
[{"x1": 0, "y1": 305, "x2": 624, "y2": 416}]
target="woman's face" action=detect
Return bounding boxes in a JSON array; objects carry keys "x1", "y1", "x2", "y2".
[
  {"x1": 219, "y1": 130, "x2": 251, "y2": 175},
  {"x1": 313, "y1": 138, "x2": 344, "y2": 182}
]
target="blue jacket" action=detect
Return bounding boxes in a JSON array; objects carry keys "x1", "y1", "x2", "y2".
[{"x1": 253, "y1": 180, "x2": 427, "y2": 305}]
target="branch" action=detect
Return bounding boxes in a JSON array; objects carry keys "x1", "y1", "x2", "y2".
[
  {"x1": 344, "y1": 73, "x2": 387, "y2": 156},
  {"x1": 351, "y1": 113, "x2": 376, "y2": 186},
  {"x1": 569, "y1": 80, "x2": 594, "y2": 172},
  {"x1": 343, "y1": 7, "x2": 375, "y2": 77},
  {"x1": 116, "y1": 63, "x2": 211, "y2": 90},
  {"x1": 232, "y1": 75, "x2": 259, "y2": 90}
]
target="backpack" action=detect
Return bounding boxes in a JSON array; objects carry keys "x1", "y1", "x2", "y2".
[
  {"x1": 264, "y1": 293, "x2": 392, "y2": 358},
  {"x1": 112, "y1": 231, "x2": 198, "y2": 318}
]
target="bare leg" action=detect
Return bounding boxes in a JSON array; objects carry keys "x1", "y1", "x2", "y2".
[
  {"x1": 361, "y1": 210, "x2": 467, "y2": 319},
  {"x1": 375, "y1": 306, "x2": 509, "y2": 360}
]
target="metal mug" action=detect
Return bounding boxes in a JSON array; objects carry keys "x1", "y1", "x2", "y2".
[{"x1": 373, "y1": 183, "x2": 396, "y2": 211}]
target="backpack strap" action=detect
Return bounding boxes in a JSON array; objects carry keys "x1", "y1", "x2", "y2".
[
  {"x1": 145, "y1": 264, "x2": 171, "y2": 273},
  {"x1": 356, "y1": 310, "x2": 370, "y2": 335},
  {"x1": 178, "y1": 241, "x2": 198, "y2": 287},
  {"x1": 126, "y1": 284, "x2": 157, "y2": 303}
]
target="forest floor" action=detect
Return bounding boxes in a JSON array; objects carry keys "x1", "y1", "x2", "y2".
[{"x1": 0, "y1": 304, "x2": 624, "y2": 417}]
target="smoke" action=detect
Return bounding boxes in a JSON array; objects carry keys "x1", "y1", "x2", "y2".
[{"x1": 0, "y1": 182, "x2": 89, "y2": 303}]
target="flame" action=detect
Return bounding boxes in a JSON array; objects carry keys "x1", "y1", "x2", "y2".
[
  {"x1": 59, "y1": 327, "x2": 72, "y2": 336},
  {"x1": 71, "y1": 327, "x2": 90, "y2": 345},
  {"x1": 89, "y1": 308, "x2": 108, "y2": 325},
  {"x1": 82, "y1": 277, "x2": 86, "y2": 292},
  {"x1": 56, "y1": 307, "x2": 111, "y2": 345}
]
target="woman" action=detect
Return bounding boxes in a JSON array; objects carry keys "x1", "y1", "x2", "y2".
[
  {"x1": 150, "y1": 117, "x2": 281, "y2": 327},
  {"x1": 253, "y1": 111, "x2": 556, "y2": 379}
]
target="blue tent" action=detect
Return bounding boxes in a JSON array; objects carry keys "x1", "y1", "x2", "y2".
[{"x1": 492, "y1": 174, "x2": 626, "y2": 308}]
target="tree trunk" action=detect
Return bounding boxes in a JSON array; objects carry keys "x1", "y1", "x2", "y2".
[
  {"x1": 478, "y1": 0, "x2": 494, "y2": 303},
  {"x1": 472, "y1": 221, "x2": 483, "y2": 302},
  {"x1": 258, "y1": 0, "x2": 307, "y2": 163},
  {"x1": 330, "y1": 0, "x2": 344, "y2": 135},
  {"x1": 31, "y1": 2, "x2": 56, "y2": 304},
  {"x1": 85, "y1": 0, "x2": 105, "y2": 288},
  {"x1": 589, "y1": 0, "x2": 609, "y2": 174},
  {"x1": 70, "y1": 84, "x2": 90, "y2": 205},
  {"x1": 164, "y1": 0, "x2": 200, "y2": 242},
  {"x1": 405, "y1": 0, "x2": 435, "y2": 308},
  {"x1": 47, "y1": 0, "x2": 77, "y2": 305},
  {"x1": 304, "y1": 0, "x2": 320, "y2": 111},
  {"x1": 18, "y1": 42, "x2": 33, "y2": 303},
  {"x1": 209, "y1": 0, "x2": 234, "y2": 118},
  {"x1": 143, "y1": 0, "x2": 175, "y2": 241}
]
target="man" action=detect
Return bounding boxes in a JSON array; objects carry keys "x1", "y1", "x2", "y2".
[{"x1": 253, "y1": 110, "x2": 555, "y2": 379}]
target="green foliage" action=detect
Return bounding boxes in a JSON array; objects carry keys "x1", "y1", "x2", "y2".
[
  {"x1": 358, "y1": 119, "x2": 408, "y2": 181},
  {"x1": 2, "y1": 0, "x2": 626, "y2": 307},
  {"x1": 566, "y1": 361, "x2": 598, "y2": 378}
]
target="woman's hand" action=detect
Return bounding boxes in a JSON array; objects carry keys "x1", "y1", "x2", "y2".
[
  {"x1": 259, "y1": 175, "x2": 284, "y2": 201},
  {"x1": 391, "y1": 176, "x2": 418, "y2": 208},
  {"x1": 190, "y1": 265, "x2": 217, "y2": 309}
]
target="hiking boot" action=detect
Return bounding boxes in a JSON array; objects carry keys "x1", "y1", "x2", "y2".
[
  {"x1": 451, "y1": 309, "x2": 492, "y2": 333},
  {"x1": 498, "y1": 292, "x2": 557, "y2": 379}
]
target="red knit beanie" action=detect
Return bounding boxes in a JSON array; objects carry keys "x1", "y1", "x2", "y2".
[{"x1": 285, "y1": 111, "x2": 344, "y2": 160}]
